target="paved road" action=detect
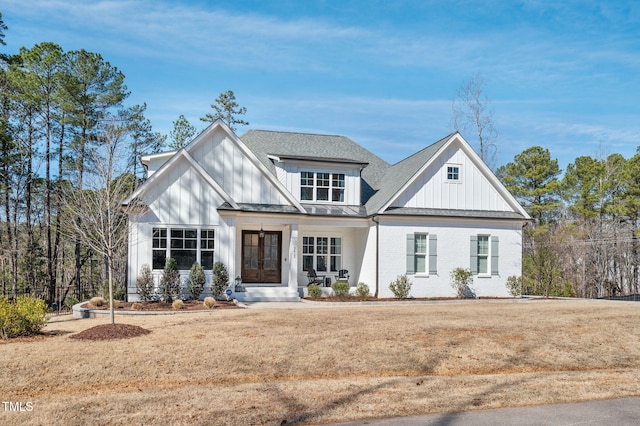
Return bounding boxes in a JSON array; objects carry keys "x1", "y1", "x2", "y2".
[{"x1": 334, "y1": 397, "x2": 640, "y2": 425}]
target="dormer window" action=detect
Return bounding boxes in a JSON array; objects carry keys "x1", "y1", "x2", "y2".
[{"x1": 300, "y1": 171, "x2": 345, "y2": 202}]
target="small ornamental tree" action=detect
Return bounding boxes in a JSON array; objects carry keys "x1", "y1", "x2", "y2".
[
  {"x1": 211, "y1": 261, "x2": 229, "y2": 298},
  {"x1": 506, "y1": 275, "x2": 522, "y2": 297},
  {"x1": 187, "y1": 262, "x2": 206, "y2": 300},
  {"x1": 160, "y1": 258, "x2": 180, "y2": 303},
  {"x1": 389, "y1": 275, "x2": 412, "y2": 299},
  {"x1": 450, "y1": 267, "x2": 474, "y2": 298},
  {"x1": 136, "y1": 264, "x2": 155, "y2": 302}
]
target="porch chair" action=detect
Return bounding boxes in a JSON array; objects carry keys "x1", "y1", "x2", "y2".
[
  {"x1": 335, "y1": 269, "x2": 350, "y2": 285},
  {"x1": 307, "y1": 269, "x2": 325, "y2": 287}
]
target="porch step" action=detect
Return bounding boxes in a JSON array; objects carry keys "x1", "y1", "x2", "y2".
[{"x1": 234, "y1": 286, "x2": 300, "y2": 302}]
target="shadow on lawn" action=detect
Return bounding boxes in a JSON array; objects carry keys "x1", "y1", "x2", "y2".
[{"x1": 271, "y1": 327, "x2": 540, "y2": 425}]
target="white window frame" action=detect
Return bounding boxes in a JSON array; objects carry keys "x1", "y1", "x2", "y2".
[
  {"x1": 414, "y1": 233, "x2": 428, "y2": 275},
  {"x1": 477, "y1": 234, "x2": 490, "y2": 276},
  {"x1": 445, "y1": 164, "x2": 461, "y2": 183},
  {"x1": 302, "y1": 236, "x2": 343, "y2": 273},
  {"x1": 151, "y1": 227, "x2": 216, "y2": 271},
  {"x1": 299, "y1": 171, "x2": 346, "y2": 203}
]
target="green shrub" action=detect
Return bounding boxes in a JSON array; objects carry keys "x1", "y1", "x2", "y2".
[
  {"x1": 113, "y1": 285, "x2": 126, "y2": 301},
  {"x1": 211, "y1": 262, "x2": 229, "y2": 298},
  {"x1": 64, "y1": 295, "x2": 79, "y2": 309},
  {"x1": 331, "y1": 281, "x2": 350, "y2": 297},
  {"x1": 307, "y1": 284, "x2": 322, "y2": 299},
  {"x1": 136, "y1": 264, "x2": 155, "y2": 302},
  {"x1": 506, "y1": 275, "x2": 522, "y2": 297},
  {"x1": 187, "y1": 262, "x2": 206, "y2": 300},
  {"x1": 203, "y1": 297, "x2": 216, "y2": 309},
  {"x1": 0, "y1": 295, "x2": 49, "y2": 339},
  {"x1": 159, "y1": 258, "x2": 180, "y2": 302},
  {"x1": 90, "y1": 296, "x2": 104, "y2": 307},
  {"x1": 450, "y1": 267, "x2": 474, "y2": 298},
  {"x1": 172, "y1": 299, "x2": 185, "y2": 310},
  {"x1": 356, "y1": 282, "x2": 370, "y2": 298},
  {"x1": 389, "y1": 274, "x2": 412, "y2": 299}
]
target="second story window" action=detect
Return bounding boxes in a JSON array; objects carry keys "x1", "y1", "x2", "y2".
[
  {"x1": 301, "y1": 172, "x2": 314, "y2": 200},
  {"x1": 316, "y1": 173, "x2": 330, "y2": 201},
  {"x1": 300, "y1": 172, "x2": 346, "y2": 203}
]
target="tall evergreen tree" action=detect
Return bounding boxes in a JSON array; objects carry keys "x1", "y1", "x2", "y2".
[
  {"x1": 60, "y1": 49, "x2": 129, "y2": 299},
  {"x1": 200, "y1": 90, "x2": 249, "y2": 131},
  {"x1": 169, "y1": 114, "x2": 196, "y2": 150},
  {"x1": 121, "y1": 103, "x2": 166, "y2": 184},
  {"x1": 497, "y1": 146, "x2": 561, "y2": 224},
  {"x1": 14, "y1": 43, "x2": 64, "y2": 302}
]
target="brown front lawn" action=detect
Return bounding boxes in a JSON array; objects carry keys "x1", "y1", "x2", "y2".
[{"x1": 2, "y1": 300, "x2": 640, "y2": 425}]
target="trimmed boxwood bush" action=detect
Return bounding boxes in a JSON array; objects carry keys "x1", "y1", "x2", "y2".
[
  {"x1": 331, "y1": 281, "x2": 350, "y2": 297},
  {"x1": 307, "y1": 284, "x2": 322, "y2": 299},
  {"x1": 356, "y1": 282, "x2": 370, "y2": 298}
]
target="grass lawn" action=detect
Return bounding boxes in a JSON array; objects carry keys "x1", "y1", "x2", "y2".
[{"x1": 2, "y1": 299, "x2": 640, "y2": 425}]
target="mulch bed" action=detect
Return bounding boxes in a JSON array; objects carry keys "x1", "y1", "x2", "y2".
[
  {"x1": 80, "y1": 299, "x2": 239, "y2": 311},
  {"x1": 70, "y1": 323, "x2": 152, "y2": 341}
]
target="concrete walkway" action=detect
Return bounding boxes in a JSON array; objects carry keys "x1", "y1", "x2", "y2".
[{"x1": 334, "y1": 397, "x2": 640, "y2": 425}]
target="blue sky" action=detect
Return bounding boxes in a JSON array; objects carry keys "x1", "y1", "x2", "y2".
[{"x1": 2, "y1": 0, "x2": 639, "y2": 171}]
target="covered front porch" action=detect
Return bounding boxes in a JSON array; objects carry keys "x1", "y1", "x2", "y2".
[{"x1": 224, "y1": 210, "x2": 373, "y2": 302}]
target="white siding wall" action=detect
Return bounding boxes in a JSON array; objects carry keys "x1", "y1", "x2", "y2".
[
  {"x1": 357, "y1": 225, "x2": 378, "y2": 292},
  {"x1": 376, "y1": 217, "x2": 523, "y2": 298},
  {"x1": 189, "y1": 127, "x2": 290, "y2": 205},
  {"x1": 143, "y1": 156, "x2": 224, "y2": 226},
  {"x1": 392, "y1": 143, "x2": 512, "y2": 212}
]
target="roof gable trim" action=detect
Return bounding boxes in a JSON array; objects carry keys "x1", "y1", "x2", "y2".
[{"x1": 377, "y1": 133, "x2": 530, "y2": 219}]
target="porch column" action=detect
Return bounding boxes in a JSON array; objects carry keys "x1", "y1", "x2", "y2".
[{"x1": 288, "y1": 224, "x2": 298, "y2": 290}]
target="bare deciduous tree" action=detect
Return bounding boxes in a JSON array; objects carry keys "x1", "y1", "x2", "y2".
[
  {"x1": 452, "y1": 73, "x2": 498, "y2": 168},
  {"x1": 62, "y1": 116, "x2": 134, "y2": 324}
]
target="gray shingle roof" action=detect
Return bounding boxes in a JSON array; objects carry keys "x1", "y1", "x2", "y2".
[
  {"x1": 240, "y1": 130, "x2": 390, "y2": 203},
  {"x1": 383, "y1": 207, "x2": 527, "y2": 220},
  {"x1": 364, "y1": 133, "x2": 455, "y2": 214}
]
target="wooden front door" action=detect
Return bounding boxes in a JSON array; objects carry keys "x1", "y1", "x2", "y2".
[{"x1": 241, "y1": 230, "x2": 282, "y2": 283}]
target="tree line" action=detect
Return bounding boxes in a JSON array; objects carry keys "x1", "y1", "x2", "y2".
[
  {"x1": 498, "y1": 146, "x2": 640, "y2": 298},
  {"x1": 0, "y1": 12, "x2": 248, "y2": 306}
]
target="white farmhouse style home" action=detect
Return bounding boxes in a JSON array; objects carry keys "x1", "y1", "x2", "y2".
[{"x1": 123, "y1": 120, "x2": 530, "y2": 301}]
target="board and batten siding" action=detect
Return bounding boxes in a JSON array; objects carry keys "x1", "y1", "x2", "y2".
[
  {"x1": 188, "y1": 127, "x2": 290, "y2": 205},
  {"x1": 142, "y1": 156, "x2": 224, "y2": 226},
  {"x1": 376, "y1": 217, "x2": 522, "y2": 298},
  {"x1": 391, "y1": 143, "x2": 512, "y2": 212}
]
